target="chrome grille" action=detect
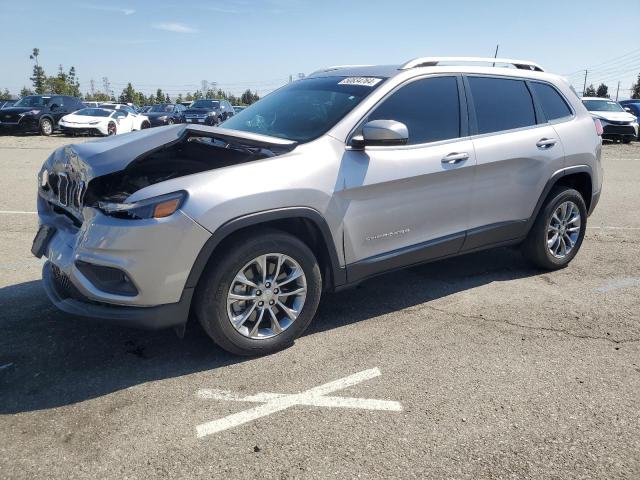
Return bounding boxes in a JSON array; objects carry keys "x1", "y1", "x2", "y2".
[{"x1": 46, "y1": 172, "x2": 86, "y2": 210}]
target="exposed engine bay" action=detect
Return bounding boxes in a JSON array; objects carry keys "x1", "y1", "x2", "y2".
[{"x1": 85, "y1": 136, "x2": 279, "y2": 204}]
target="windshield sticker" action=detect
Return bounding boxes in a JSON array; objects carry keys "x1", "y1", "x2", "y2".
[{"x1": 338, "y1": 77, "x2": 383, "y2": 87}]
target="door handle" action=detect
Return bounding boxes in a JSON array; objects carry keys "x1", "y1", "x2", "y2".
[
  {"x1": 536, "y1": 138, "x2": 557, "y2": 149},
  {"x1": 441, "y1": 152, "x2": 469, "y2": 164}
]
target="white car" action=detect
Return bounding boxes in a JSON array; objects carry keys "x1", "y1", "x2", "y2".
[
  {"x1": 98, "y1": 103, "x2": 150, "y2": 131},
  {"x1": 58, "y1": 107, "x2": 142, "y2": 136},
  {"x1": 582, "y1": 97, "x2": 638, "y2": 143}
]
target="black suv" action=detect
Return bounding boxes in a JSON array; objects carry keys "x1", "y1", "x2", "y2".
[
  {"x1": 145, "y1": 103, "x2": 186, "y2": 127},
  {"x1": 0, "y1": 95, "x2": 84, "y2": 135},
  {"x1": 183, "y1": 98, "x2": 234, "y2": 126}
]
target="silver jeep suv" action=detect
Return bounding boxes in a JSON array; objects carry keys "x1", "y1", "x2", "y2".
[{"x1": 34, "y1": 57, "x2": 603, "y2": 355}]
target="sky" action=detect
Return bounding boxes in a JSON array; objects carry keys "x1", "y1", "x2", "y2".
[{"x1": 1, "y1": 0, "x2": 639, "y2": 99}]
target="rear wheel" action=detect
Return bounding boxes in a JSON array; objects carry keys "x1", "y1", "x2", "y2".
[
  {"x1": 106, "y1": 122, "x2": 117, "y2": 136},
  {"x1": 522, "y1": 187, "x2": 587, "y2": 269},
  {"x1": 195, "y1": 230, "x2": 322, "y2": 356},
  {"x1": 141, "y1": 121, "x2": 150, "y2": 129},
  {"x1": 39, "y1": 118, "x2": 53, "y2": 136}
]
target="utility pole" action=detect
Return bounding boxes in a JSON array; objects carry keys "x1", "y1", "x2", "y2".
[
  {"x1": 89, "y1": 79, "x2": 96, "y2": 97},
  {"x1": 615, "y1": 81, "x2": 620, "y2": 101},
  {"x1": 492, "y1": 44, "x2": 499, "y2": 67},
  {"x1": 582, "y1": 70, "x2": 588, "y2": 96}
]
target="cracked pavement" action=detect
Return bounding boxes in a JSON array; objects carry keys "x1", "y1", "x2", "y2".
[{"x1": 1, "y1": 135, "x2": 639, "y2": 479}]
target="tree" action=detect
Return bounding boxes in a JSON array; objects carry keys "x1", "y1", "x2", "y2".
[
  {"x1": 155, "y1": 88, "x2": 164, "y2": 104},
  {"x1": 595, "y1": 83, "x2": 609, "y2": 98},
  {"x1": 240, "y1": 89, "x2": 260, "y2": 105},
  {"x1": 165, "y1": 93, "x2": 170, "y2": 103},
  {"x1": 29, "y1": 48, "x2": 46, "y2": 93},
  {"x1": 176, "y1": 93, "x2": 183, "y2": 103},
  {"x1": 119, "y1": 83, "x2": 137, "y2": 103},
  {"x1": 0, "y1": 88, "x2": 11, "y2": 99},
  {"x1": 631, "y1": 73, "x2": 640, "y2": 99},
  {"x1": 20, "y1": 86, "x2": 34, "y2": 97},
  {"x1": 185, "y1": 92, "x2": 193, "y2": 101},
  {"x1": 584, "y1": 84, "x2": 597, "y2": 97}
]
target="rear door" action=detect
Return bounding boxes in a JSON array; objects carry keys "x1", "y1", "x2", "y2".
[
  {"x1": 464, "y1": 75, "x2": 565, "y2": 246},
  {"x1": 339, "y1": 75, "x2": 476, "y2": 269}
]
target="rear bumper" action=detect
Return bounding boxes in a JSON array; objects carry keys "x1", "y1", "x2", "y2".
[{"x1": 42, "y1": 261, "x2": 192, "y2": 329}]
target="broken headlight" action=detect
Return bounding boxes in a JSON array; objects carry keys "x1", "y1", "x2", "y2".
[{"x1": 97, "y1": 191, "x2": 186, "y2": 220}]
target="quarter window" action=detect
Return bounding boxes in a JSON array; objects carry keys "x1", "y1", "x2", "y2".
[
  {"x1": 468, "y1": 77, "x2": 536, "y2": 134},
  {"x1": 530, "y1": 82, "x2": 572, "y2": 121},
  {"x1": 367, "y1": 76, "x2": 460, "y2": 145}
]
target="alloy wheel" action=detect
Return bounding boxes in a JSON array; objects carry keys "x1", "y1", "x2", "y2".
[
  {"x1": 226, "y1": 253, "x2": 307, "y2": 339},
  {"x1": 547, "y1": 201, "x2": 581, "y2": 259}
]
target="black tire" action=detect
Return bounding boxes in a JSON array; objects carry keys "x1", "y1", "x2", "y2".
[
  {"x1": 622, "y1": 137, "x2": 632, "y2": 144},
  {"x1": 167, "y1": 118, "x2": 174, "y2": 125},
  {"x1": 106, "y1": 122, "x2": 117, "y2": 136},
  {"x1": 522, "y1": 187, "x2": 587, "y2": 270},
  {"x1": 39, "y1": 117, "x2": 53, "y2": 136},
  {"x1": 195, "y1": 229, "x2": 322, "y2": 356},
  {"x1": 141, "y1": 121, "x2": 150, "y2": 129}
]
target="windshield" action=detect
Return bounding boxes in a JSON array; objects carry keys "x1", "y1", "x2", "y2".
[
  {"x1": 190, "y1": 100, "x2": 219, "y2": 109},
  {"x1": 583, "y1": 99, "x2": 625, "y2": 112},
  {"x1": 74, "y1": 108, "x2": 112, "y2": 117},
  {"x1": 149, "y1": 104, "x2": 175, "y2": 112},
  {"x1": 14, "y1": 96, "x2": 51, "y2": 108},
  {"x1": 221, "y1": 76, "x2": 386, "y2": 142}
]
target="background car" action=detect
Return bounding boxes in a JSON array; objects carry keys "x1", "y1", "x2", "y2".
[
  {"x1": 58, "y1": 107, "x2": 139, "y2": 136},
  {"x1": 233, "y1": 105, "x2": 246, "y2": 114},
  {"x1": 145, "y1": 103, "x2": 186, "y2": 127},
  {"x1": 98, "y1": 103, "x2": 150, "y2": 130},
  {"x1": 619, "y1": 100, "x2": 640, "y2": 139},
  {"x1": 138, "y1": 105, "x2": 152, "y2": 113},
  {"x1": 183, "y1": 98, "x2": 234, "y2": 126},
  {"x1": 179, "y1": 101, "x2": 192, "y2": 108},
  {"x1": 0, "y1": 99, "x2": 17, "y2": 109},
  {"x1": 83, "y1": 101, "x2": 100, "y2": 108},
  {"x1": 0, "y1": 94, "x2": 84, "y2": 135},
  {"x1": 582, "y1": 97, "x2": 638, "y2": 143}
]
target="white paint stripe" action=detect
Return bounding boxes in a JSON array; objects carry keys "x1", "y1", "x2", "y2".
[
  {"x1": 196, "y1": 389, "x2": 402, "y2": 411},
  {"x1": 195, "y1": 368, "x2": 400, "y2": 438},
  {"x1": 595, "y1": 277, "x2": 640, "y2": 293},
  {"x1": 0, "y1": 210, "x2": 38, "y2": 215}
]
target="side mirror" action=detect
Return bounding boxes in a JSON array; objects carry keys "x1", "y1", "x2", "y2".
[
  {"x1": 624, "y1": 107, "x2": 632, "y2": 113},
  {"x1": 351, "y1": 120, "x2": 409, "y2": 149}
]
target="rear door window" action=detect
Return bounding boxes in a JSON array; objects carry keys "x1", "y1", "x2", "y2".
[
  {"x1": 530, "y1": 82, "x2": 572, "y2": 121},
  {"x1": 366, "y1": 76, "x2": 460, "y2": 145},
  {"x1": 467, "y1": 77, "x2": 536, "y2": 134}
]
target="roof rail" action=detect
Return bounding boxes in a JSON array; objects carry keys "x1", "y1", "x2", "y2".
[{"x1": 400, "y1": 56, "x2": 544, "y2": 72}]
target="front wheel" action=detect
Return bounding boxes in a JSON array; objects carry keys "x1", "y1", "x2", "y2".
[
  {"x1": 195, "y1": 229, "x2": 322, "y2": 356},
  {"x1": 39, "y1": 118, "x2": 53, "y2": 136},
  {"x1": 522, "y1": 187, "x2": 587, "y2": 269},
  {"x1": 622, "y1": 137, "x2": 632, "y2": 144},
  {"x1": 106, "y1": 122, "x2": 117, "y2": 136}
]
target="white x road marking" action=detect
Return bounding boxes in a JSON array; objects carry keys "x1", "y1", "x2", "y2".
[{"x1": 195, "y1": 368, "x2": 401, "y2": 438}]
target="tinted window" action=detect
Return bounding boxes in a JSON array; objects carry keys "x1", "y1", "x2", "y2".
[
  {"x1": 367, "y1": 76, "x2": 460, "y2": 144},
  {"x1": 468, "y1": 77, "x2": 536, "y2": 134},
  {"x1": 530, "y1": 83, "x2": 572, "y2": 121},
  {"x1": 582, "y1": 99, "x2": 625, "y2": 112}
]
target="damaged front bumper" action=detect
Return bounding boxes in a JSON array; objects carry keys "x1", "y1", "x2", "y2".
[{"x1": 37, "y1": 194, "x2": 211, "y2": 328}]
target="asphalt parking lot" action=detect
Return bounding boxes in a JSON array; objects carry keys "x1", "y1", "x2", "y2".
[{"x1": 1, "y1": 134, "x2": 639, "y2": 479}]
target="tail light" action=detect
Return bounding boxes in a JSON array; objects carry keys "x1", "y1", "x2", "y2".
[{"x1": 593, "y1": 118, "x2": 603, "y2": 136}]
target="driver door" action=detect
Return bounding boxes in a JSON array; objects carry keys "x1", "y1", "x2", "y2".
[{"x1": 338, "y1": 75, "x2": 475, "y2": 276}]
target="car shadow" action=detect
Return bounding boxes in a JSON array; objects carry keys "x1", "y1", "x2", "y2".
[{"x1": 0, "y1": 246, "x2": 539, "y2": 414}]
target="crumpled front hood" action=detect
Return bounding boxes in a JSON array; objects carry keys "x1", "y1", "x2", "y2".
[{"x1": 43, "y1": 124, "x2": 297, "y2": 182}]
